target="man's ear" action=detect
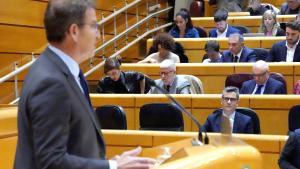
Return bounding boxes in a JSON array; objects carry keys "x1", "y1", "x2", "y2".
[{"x1": 68, "y1": 23, "x2": 79, "y2": 43}]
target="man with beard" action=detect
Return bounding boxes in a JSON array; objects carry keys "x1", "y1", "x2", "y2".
[
  {"x1": 267, "y1": 21, "x2": 300, "y2": 62},
  {"x1": 209, "y1": 9, "x2": 241, "y2": 38}
]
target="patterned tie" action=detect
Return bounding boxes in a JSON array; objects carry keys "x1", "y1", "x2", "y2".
[
  {"x1": 166, "y1": 85, "x2": 171, "y2": 92},
  {"x1": 78, "y1": 70, "x2": 92, "y2": 106},
  {"x1": 255, "y1": 85, "x2": 264, "y2": 95}
]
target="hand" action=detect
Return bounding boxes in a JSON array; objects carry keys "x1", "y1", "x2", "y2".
[
  {"x1": 149, "y1": 59, "x2": 158, "y2": 63},
  {"x1": 114, "y1": 147, "x2": 156, "y2": 169}
]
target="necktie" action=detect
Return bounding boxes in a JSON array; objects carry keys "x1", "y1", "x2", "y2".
[
  {"x1": 255, "y1": 85, "x2": 264, "y2": 94},
  {"x1": 233, "y1": 55, "x2": 239, "y2": 63},
  {"x1": 166, "y1": 85, "x2": 171, "y2": 92},
  {"x1": 78, "y1": 70, "x2": 92, "y2": 106}
]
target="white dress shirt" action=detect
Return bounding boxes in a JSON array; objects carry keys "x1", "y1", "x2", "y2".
[{"x1": 286, "y1": 40, "x2": 300, "y2": 62}]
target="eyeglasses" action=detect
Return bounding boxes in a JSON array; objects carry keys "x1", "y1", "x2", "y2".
[
  {"x1": 252, "y1": 71, "x2": 267, "y2": 77},
  {"x1": 160, "y1": 70, "x2": 174, "y2": 76},
  {"x1": 222, "y1": 97, "x2": 238, "y2": 102},
  {"x1": 79, "y1": 22, "x2": 99, "y2": 32}
]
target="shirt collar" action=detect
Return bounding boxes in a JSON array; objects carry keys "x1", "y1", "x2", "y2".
[
  {"x1": 286, "y1": 38, "x2": 300, "y2": 49},
  {"x1": 222, "y1": 110, "x2": 236, "y2": 120},
  {"x1": 48, "y1": 44, "x2": 80, "y2": 78}
]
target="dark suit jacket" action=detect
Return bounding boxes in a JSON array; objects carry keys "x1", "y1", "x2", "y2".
[
  {"x1": 221, "y1": 47, "x2": 257, "y2": 62},
  {"x1": 209, "y1": 25, "x2": 241, "y2": 37},
  {"x1": 202, "y1": 110, "x2": 254, "y2": 134},
  {"x1": 14, "y1": 47, "x2": 109, "y2": 169},
  {"x1": 240, "y1": 78, "x2": 287, "y2": 94},
  {"x1": 267, "y1": 40, "x2": 300, "y2": 62},
  {"x1": 278, "y1": 129, "x2": 300, "y2": 169}
]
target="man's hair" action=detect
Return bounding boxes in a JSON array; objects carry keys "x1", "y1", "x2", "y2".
[
  {"x1": 44, "y1": 0, "x2": 96, "y2": 42},
  {"x1": 175, "y1": 8, "x2": 194, "y2": 29},
  {"x1": 286, "y1": 21, "x2": 300, "y2": 31},
  {"x1": 153, "y1": 32, "x2": 175, "y2": 51},
  {"x1": 160, "y1": 59, "x2": 176, "y2": 71},
  {"x1": 253, "y1": 60, "x2": 269, "y2": 72},
  {"x1": 104, "y1": 56, "x2": 122, "y2": 74},
  {"x1": 229, "y1": 33, "x2": 244, "y2": 43},
  {"x1": 222, "y1": 86, "x2": 239, "y2": 100},
  {"x1": 204, "y1": 40, "x2": 220, "y2": 52},
  {"x1": 214, "y1": 9, "x2": 228, "y2": 22}
]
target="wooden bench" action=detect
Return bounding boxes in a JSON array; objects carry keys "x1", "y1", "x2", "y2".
[
  {"x1": 90, "y1": 94, "x2": 300, "y2": 135},
  {"x1": 146, "y1": 37, "x2": 286, "y2": 62},
  {"x1": 192, "y1": 15, "x2": 295, "y2": 33},
  {"x1": 87, "y1": 63, "x2": 300, "y2": 94}
]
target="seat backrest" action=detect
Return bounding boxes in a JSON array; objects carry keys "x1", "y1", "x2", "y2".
[
  {"x1": 289, "y1": 105, "x2": 300, "y2": 132},
  {"x1": 232, "y1": 25, "x2": 251, "y2": 34},
  {"x1": 95, "y1": 105, "x2": 127, "y2": 130},
  {"x1": 178, "y1": 75, "x2": 204, "y2": 94},
  {"x1": 225, "y1": 73, "x2": 253, "y2": 89},
  {"x1": 139, "y1": 103, "x2": 184, "y2": 131},
  {"x1": 252, "y1": 48, "x2": 269, "y2": 61},
  {"x1": 269, "y1": 72, "x2": 287, "y2": 93},
  {"x1": 236, "y1": 107, "x2": 261, "y2": 134},
  {"x1": 194, "y1": 26, "x2": 207, "y2": 37}
]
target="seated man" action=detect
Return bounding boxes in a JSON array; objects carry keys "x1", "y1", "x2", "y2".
[
  {"x1": 209, "y1": 9, "x2": 241, "y2": 38},
  {"x1": 202, "y1": 86, "x2": 254, "y2": 134},
  {"x1": 138, "y1": 32, "x2": 180, "y2": 63},
  {"x1": 240, "y1": 60, "x2": 287, "y2": 94},
  {"x1": 278, "y1": 129, "x2": 300, "y2": 169},
  {"x1": 267, "y1": 21, "x2": 300, "y2": 62},
  {"x1": 221, "y1": 33, "x2": 257, "y2": 62},
  {"x1": 148, "y1": 59, "x2": 190, "y2": 94},
  {"x1": 202, "y1": 40, "x2": 223, "y2": 63},
  {"x1": 279, "y1": 0, "x2": 300, "y2": 15}
]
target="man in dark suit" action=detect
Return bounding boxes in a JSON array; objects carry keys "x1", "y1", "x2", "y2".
[
  {"x1": 267, "y1": 21, "x2": 300, "y2": 62},
  {"x1": 240, "y1": 60, "x2": 287, "y2": 94},
  {"x1": 202, "y1": 86, "x2": 254, "y2": 134},
  {"x1": 14, "y1": 1, "x2": 155, "y2": 169},
  {"x1": 278, "y1": 129, "x2": 300, "y2": 169},
  {"x1": 221, "y1": 33, "x2": 257, "y2": 62},
  {"x1": 209, "y1": 9, "x2": 241, "y2": 38}
]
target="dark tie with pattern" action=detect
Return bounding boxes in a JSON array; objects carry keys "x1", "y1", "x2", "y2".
[
  {"x1": 166, "y1": 85, "x2": 171, "y2": 92},
  {"x1": 78, "y1": 70, "x2": 92, "y2": 106},
  {"x1": 255, "y1": 85, "x2": 264, "y2": 94},
  {"x1": 233, "y1": 55, "x2": 239, "y2": 63}
]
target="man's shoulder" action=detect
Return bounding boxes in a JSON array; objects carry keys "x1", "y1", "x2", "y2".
[
  {"x1": 273, "y1": 40, "x2": 286, "y2": 47},
  {"x1": 235, "y1": 111, "x2": 252, "y2": 121},
  {"x1": 243, "y1": 79, "x2": 255, "y2": 86},
  {"x1": 267, "y1": 77, "x2": 284, "y2": 87}
]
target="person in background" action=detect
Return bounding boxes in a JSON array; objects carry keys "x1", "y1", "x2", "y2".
[
  {"x1": 209, "y1": 9, "x2": 241, "y2": 38},
  {"x1": 202, "y1": 40, "x2": 222, "y2": 63},
  {"x1": 279, "y1": 0, "x2": 300, "y2": 15},
  {"x1": 247, "y1": 0, "x2": 279, "y2": 16},
  {"x1": 240, "y1": 60, "x2": 287, "y2": 94},
  {"x1": 221, "y1": 33, "x2": 256, "y2": 62},
  {"x1": 138, "y1": 32, "x2": 180, "y2": 63},
  {"x1": 258, "y1": 10, "x2": 286, "y2": 36},
  {"x1": 267, "y1": 21, "x2": 300, "y2": 62},
  {"x1": 148, "y1": 59, "x2": 190, "y2": 94},
  {"x1": 14, "y1": 0, "x2": 156, "y2": 169},
  {"x1": 169, "y1": 8, "x2": 199, "y2": 38},
  {"x1": 97, "y1": 56, "x2": 151, "y2": 94},
  {"x1": 208, "y1": 0, "x2": 248, "y2": 12},
  {"x1": 278, "y1": 129, "x2": 300, "y2": 169},
  {"x1": 202, "y1": 86, "x2": 254, "y2": 134}
]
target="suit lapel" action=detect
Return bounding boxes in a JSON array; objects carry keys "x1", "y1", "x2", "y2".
[
  {"x1": 44, "y1": 47, "x2": 102, "y2": 134},
  {"x1": 215, "y1": 112, "x2": 222, "y2": 132},
  {"x1": 232, "y1": 113, "x2": 240, "y2": 133},
  {"x1": 263, "y1": 78, "x2": 271, "y2": 94},
  {"x1": 293, "y1": 43, "x2": 300, "y2": 62},
  {"x1": 282, "y1": 42, "x2": 287, "y2": 61},
  {"x1": 249, "y1": 81, "x2": 256, "y2": 94}
]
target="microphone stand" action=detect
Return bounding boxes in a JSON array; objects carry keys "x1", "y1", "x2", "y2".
[{"x1": 149, "y1": 81, "x2": 209, "y2": 145}]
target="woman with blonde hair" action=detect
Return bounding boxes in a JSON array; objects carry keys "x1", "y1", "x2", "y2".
[{"x1": 258, "y1": 10, "x2": 285, "y2": 36}]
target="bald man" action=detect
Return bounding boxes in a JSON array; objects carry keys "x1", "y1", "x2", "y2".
[{"x1": 240, "y1": 60, "x2": 287, "y2": 94}]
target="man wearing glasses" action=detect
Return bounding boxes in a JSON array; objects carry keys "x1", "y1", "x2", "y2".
[
  {"x1": 202, "y1": 86, "x2": 254, "y2": 134},
  {"x1": 240, "y1": 60, "x2": 286, "y2": 94},
  {"x1": 148, "y1": 59, "x2": 190, "y2": 94}
]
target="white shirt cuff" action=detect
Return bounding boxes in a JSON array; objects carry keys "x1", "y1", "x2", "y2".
[{"x1": 109, "y1": 160, "x2": 117, "y2": 169}]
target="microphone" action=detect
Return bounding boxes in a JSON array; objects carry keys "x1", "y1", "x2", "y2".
[{"x1": 148, "y1": 79, "x2": 209, "y2": 145}]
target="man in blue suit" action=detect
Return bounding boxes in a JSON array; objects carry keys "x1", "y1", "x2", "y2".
[
  {"x1": 221, "y1": 33, "x2": 257, "y2": 62},
  {"x1": 278, "y1": 128, "x2": 300, "y2": 169},
  {"x1": 202, "y1": 86, "x2": 254, "y2": 134},
  {"x1": 267, "y1": 21, "x2": 300, "y2": 62},
  {"x1": 240, "y1": 60, "x2": 287, "y2": 94},
  {"x1": 209, "y1": 9, "x2": 241, "y2": 38}
]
